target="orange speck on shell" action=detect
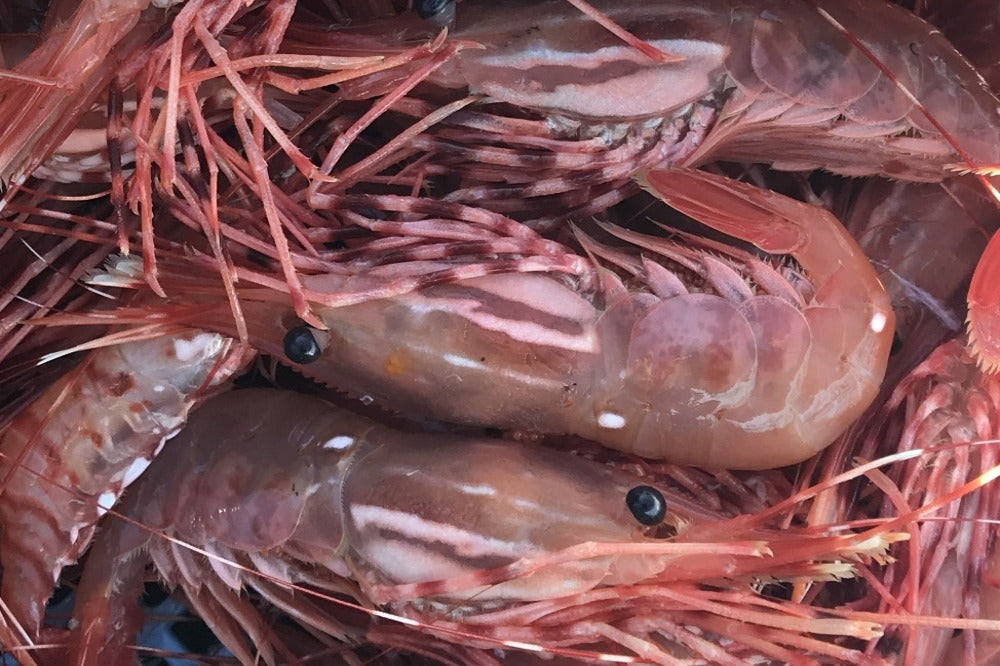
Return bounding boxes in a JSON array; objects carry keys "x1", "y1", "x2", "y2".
[
  {"x1": 383, "y1": 350, "x2": 412, "y2": 377},
  {"x1": 106, "y1": 372, "x2": 134, "y2": 398}
]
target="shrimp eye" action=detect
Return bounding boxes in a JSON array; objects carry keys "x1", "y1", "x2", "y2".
[
  {"x1": 415, "y1": 0, "x2": 451, "y2": 19},
  {"x1": 284, "y1": 326, "x2": 321, "y2": 364},
  {"x1": 625, "y1": 485, "x2": 666, "y2": 526}
]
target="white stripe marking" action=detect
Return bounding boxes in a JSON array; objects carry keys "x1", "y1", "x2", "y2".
[
  {"x1": 411, "y1": 277, "x2": 599, "y2": 353},
  {"x1": 351, "y1": 504, "x2": 530, "y2": 559},
  {"x1": 373, "y1": 610, "x2": 419, "y2": 626},
  {"x1": 457, "y1": 483, "x2": 497, "y2": 497},
  {"x1": 411, "y1": 344, "x2": 568, "y2": 390},
  {"x1": 442, "y1": 353, "x2": 484, "y2": 369},
  {"x1": 478, "y1": 40, "x2": 725, "y2": 70}
]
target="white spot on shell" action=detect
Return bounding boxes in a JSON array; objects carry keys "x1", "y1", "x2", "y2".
[
  {"x1": 323, "y1": 436, "x2": 354, "y2": 450},
  {"x1": 173, "y1": 333, "x2": 220, "y2": 362},
  {"x1": 121, "y1": 457, "x2": 152, "y2": 488},
  {"x1": 96, "y1": 491, "x2": 117, "y2": 517},
  {"x1": 597, "y1": 412, "x2": 627, "y2": 429},
  {"x1": 870, "y1": 311, "x2": 888, "y2": 333}
]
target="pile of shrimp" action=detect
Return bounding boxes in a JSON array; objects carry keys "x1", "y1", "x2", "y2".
[{"x1": 1, "y1": 0, "x2": 1000, "y2": 664}]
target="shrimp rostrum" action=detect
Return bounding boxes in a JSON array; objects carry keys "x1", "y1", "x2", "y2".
[{"x1": 70, "y1": 388, "x2": 900, "y2": 665}]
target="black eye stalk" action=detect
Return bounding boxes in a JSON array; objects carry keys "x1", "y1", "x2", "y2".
[
  {"x1": 284, "y1": 326, "x2": 321, "y2": 364},
  {"x1": 626, "y1": 485, "x2": 667, "y2": 526},
  {"x1": 415, "y1": 0, "x2": 452, "y2": 20}
]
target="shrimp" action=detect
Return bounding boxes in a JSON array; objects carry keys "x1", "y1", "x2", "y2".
[
  {"x1": 68, "y1": 388, "x2": 901, "y2": 664},
  {"x1": 136, "y1": 167, "x2": 891, "y2": 469},
  {"x1": 0, "y1": 329, "x2": 247, "y2": 640}
]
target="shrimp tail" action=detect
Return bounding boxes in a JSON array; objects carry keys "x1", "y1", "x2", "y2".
[
  {"x1": 639, "y1": 167, "x2": 830, "y2": 260},
  {"x1": 638, "y1": 167, "x2": 894, "y2": 463},
  {"x1": 638, "y1": 166, "x2": 891, "y2": 325},
  {"x1": 967, "y1": 230, "x2": 1000, "y2": 373}
]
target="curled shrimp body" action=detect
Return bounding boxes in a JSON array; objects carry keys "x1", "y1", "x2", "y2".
[
  {"x1": 180, "y1": 168, "x2": 893, "y2": 469},
  {"x1": 0, "y1": 329, "x2": 246, "y2": 636},
  {"x1": 70, "y1": 388, "x2": 897, "y2": 664}
]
